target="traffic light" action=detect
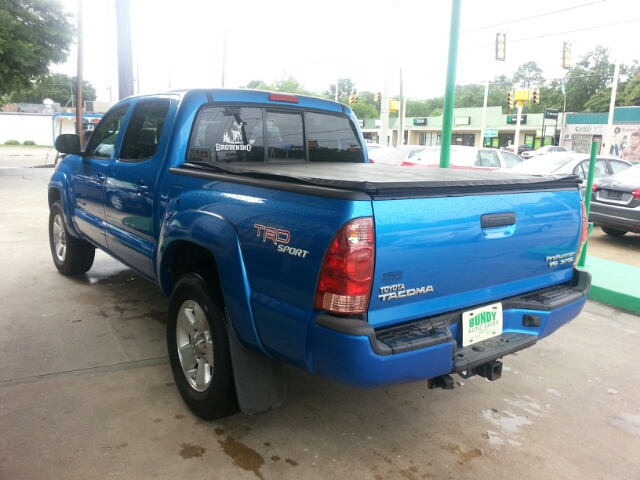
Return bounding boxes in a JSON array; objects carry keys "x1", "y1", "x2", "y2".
[
  {"x1": 374, "y1": 92, "x2": 381, "y2": 102},
  {"x1": 532, "y1": 89, "x2": 540, "y2": 104},
  {"x1": 349, "y1": 92, "x2": 358, "y2": 104},
  {"x1": 495, "y1": 33, "x2": 506, "y2": 61},
  {"x1": 507, "y1": 91, "x2": 514, "y2": 109},
  {"x1": 562, "y1": 42, "x2": 571, "y2": 70}
]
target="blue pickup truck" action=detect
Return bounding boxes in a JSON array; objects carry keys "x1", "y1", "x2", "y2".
[{"x1": 49, "y1": 89, "x2": 591, "y2": 419}]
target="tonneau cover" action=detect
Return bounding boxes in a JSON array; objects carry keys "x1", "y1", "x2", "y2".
[{"x1": 179, "y1": 162, "x2": 580, "y2": 194}]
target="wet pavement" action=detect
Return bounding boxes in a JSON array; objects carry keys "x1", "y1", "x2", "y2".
[{"x1": 1, "y1": 148, "x2": 639, "y2": 479}]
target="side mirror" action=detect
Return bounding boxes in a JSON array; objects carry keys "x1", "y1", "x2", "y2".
[{"x1": 55, "y1": 134, "x2": 81, "y2": 155}]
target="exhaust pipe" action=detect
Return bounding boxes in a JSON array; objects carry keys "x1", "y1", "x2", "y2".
[{"x1": 428, "y1": 374, "x2": 455, "y2": 390}]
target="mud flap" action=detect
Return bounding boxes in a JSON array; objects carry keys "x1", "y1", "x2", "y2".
[{"x1": 226, "y1": 310, "x2": 286, "y2": 415}]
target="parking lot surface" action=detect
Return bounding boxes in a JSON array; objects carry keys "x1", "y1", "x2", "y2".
[{"x1": 1, "y1": 148, "x2": 639, "y2": 480}]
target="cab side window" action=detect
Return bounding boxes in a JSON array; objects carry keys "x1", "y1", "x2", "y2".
[
  {"x1": 120, "y1": 100, "x2": 171, "y2": 162},
  {"x1": 85, "y1": 105, "x2": 129, "y2": 159}
]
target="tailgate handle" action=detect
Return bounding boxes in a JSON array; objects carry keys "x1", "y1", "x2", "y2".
[{"x1": 481, "y1": 213, "x2": 516, "y2": 228}]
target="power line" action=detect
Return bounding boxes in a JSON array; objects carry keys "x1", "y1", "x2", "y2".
[
  {"x1": 459, "y1": 0, "x2": 608, "y2": 35},
  {"x1": 461, "y1": 18, "x2": 640, "y2": 52}
]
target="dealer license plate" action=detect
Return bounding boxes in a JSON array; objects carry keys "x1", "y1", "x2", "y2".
[{"x1": 462, "y1": 303, "x2": 503, "y2": 347}]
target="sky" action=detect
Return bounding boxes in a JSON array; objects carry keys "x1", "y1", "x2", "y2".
[{"x1": 52, "y1": 0, "x2": 639, "y2": 104}]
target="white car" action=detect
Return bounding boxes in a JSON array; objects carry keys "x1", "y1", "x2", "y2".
[
  {"x1": 391, "y1": 145, "x2": 523, "y2": 169},
  {"x1": 521, "y1": 145, "x2": 568, "y2": 159}
]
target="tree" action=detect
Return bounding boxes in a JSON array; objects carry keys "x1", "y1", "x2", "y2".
[
  {"x1": 351, "y1": 103, "x2": 378, "y2": 119},
  {"x1": 244, "y1": 79, "x2": 265, "y2": 89},
  {"x1": 619, "y1": 73, "x2": 640, "y2": 106},
  {"x1": 512, "y1": 62, "x2": 544, "y2": 89},
  {"x1": 325, "y1": 78, "x2": 356, "y2": 100},
  {"x1": 454, "y1": 84, "x2": 485, "y2": 108},
  {"x1": 0, "y1": 1, "x2": 75, "y2": 96},
  {"x1": 565, "y1": 46, "x2": 613, "y2": 112},
  {"x1": 7, "y1": 73, "x2": 96, "y2": 105},
  {"x1": 405, "y1": 99, "x2": 432, "y2": 117}
]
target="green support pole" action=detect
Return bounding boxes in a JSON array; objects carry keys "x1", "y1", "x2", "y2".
[
  {"x1": 439, "y1": 0, "x2": 461, "y2": 169},
  {"x1": 577, "y1": 141, "x2": 598, "y2": 267}
]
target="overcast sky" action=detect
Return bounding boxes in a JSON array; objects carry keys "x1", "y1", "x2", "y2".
[{"x1": 53, "y1": 0, "x2": 639, "y2": 103}]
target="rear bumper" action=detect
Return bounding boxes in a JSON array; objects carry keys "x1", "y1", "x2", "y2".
[
  {"x1": 311, "y1": 268, "x2": 591, "y2": 388},
  {"x1": 590, "y1": 206, "x2": 640, "y2": 233}
]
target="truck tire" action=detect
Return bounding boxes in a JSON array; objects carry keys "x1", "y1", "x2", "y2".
[
  {"x1": 601, "y1": 226, "x2": 627, "y2": 237},
  {"x1": 167, "y1": 273, "x2": 237, "y2": 420},
  {"x1": 49, "y1": 201, "x2": 95, "y2": 275}
]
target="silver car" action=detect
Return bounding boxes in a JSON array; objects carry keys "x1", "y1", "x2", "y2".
[
  {"x1": 509, "y1": 152, "x2": 632, "y2": 189},
  {"x1": 589, "y1": 164, "x2": 640, "y2": 236}
]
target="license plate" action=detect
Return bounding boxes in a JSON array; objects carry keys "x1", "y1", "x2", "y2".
[
  {"x1": 606, "y1": 190, "x2": 622, "y2": 200},
  {"x1": 462, "y1": 303, "x2": 503, "y2": 347}
]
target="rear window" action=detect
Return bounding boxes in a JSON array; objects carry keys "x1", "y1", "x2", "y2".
[{"x1": 188, "y1": 106, "x2": 363, "y2": 163}]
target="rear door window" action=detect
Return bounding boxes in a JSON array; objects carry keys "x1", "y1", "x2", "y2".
[
  {"x1": 120, "y1": 99, "x2": 170, "y2": 162},
  {"x1": 501, "y1": 151, "x2": 523, "y2": 167}
]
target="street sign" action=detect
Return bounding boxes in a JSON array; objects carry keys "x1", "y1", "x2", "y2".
[
  {"x1": 544, "y1": 108, "x2": 559, "y2": 120},
  {"x1": 544, "y1": 126, "x2": 555, "y2": 137},
  {"x1": 483, "y1": 129, "x2": 498, "y2": 137},
  {"x1": 506, "y1": 114, "x2": 527, "y2": 125},
  {"x1": 413, "y1": 118, "x2": 427, "y2": 126}
]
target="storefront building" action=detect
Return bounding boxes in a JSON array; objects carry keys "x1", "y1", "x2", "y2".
[
  {"x1": 563, "y1": 107, "x2": 640, "y2": 158},
  {"x1": 361, "y1": 106, "x2": 564, "y2": 149}
]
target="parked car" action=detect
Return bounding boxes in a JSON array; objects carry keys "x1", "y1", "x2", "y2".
[
  {"x1": 368, "y1": 145, "x2": 428, "y2": 164},
  {"x1": 365, "y1": 143, "x2": 383, "y2": 152},
  {"x1": 589, "y1": 164, "x2": 640, "y2": 236},
  {"x1": 390, "y1": 145, "x2": 523, "y2": 169},
  {"x1": 521, "y1": 145, "x2": 568, "y2": 159},
  {"x1": 509, "y1": 153, "x2": 632, "y2": 191},
  {"x1": 503, "y1": 144, "x2": 534, "y2": 155}
]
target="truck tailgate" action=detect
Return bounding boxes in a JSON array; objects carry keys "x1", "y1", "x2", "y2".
[{"x1": 368, "y1": 189, "x2": 582, "y2": 328}]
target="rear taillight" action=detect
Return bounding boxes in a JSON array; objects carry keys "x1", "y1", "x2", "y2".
[
  {"x1": 592, "y1": 183, "x2": 598, "y2": 192},
  {"x1": 632, "y1": 188, "x2": 640, "y2": 199},
  {"x1": 574, "y1": 200, "x2": 589, "y2": 266},
  {"x1": 314, "y1": 217, "x2": 374, "y2": 314}
]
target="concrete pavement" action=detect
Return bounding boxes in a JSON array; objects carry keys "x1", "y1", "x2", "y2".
[{"x1": 1, "y1": 147, "x2": 639, "y2": 480}]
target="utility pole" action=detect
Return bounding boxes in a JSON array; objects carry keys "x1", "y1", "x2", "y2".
[
  {"x1": 605, "y1": 59, "x2": 620, "y2": 155},
  {"x1": 75, "y1": 0, "x2": 84, "y2": 148},
  {"x1": 221, "y1": 27, "x2": 227, "y2": 87},
  {"x1": 380, "y1": 61, "x2": 390, "y2": 146},
  {"x1": 514, "y1": 101, "x2": 523, "y2": 151},
  {"x1": 397, "y1": 69, "x2": 404, "y2": 145},
  {"x1": 115, "y1": 0, "x2": 134, "y2": 99},
  {"x1": 480, "y1": 79, "x2": 489, "y2": 147}
]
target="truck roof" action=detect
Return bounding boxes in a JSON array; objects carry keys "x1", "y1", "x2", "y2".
[{"x1": 120, "y1": 88, "x2": 347, "y2": 114}]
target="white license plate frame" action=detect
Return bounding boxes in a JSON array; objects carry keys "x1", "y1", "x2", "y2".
[{"x1": 462, "y1": 303, "x2": 503, "y2": 347}]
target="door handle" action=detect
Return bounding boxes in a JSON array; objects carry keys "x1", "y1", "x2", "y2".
[
  {"x1": 134, "y1": 184, "x2": 149, "y2": 194},
  {"x1": 96, "y1": 172, "x2": 106, "y2": 183}
]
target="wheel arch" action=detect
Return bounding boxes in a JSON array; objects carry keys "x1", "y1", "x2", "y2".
[{"x1": 158, "y1": 211, "x2": 267, "y2": 356}]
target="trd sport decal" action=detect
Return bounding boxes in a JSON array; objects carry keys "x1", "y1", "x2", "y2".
[{"x1": 254, "y1": 224, "x2": 309, "y2": 258}]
